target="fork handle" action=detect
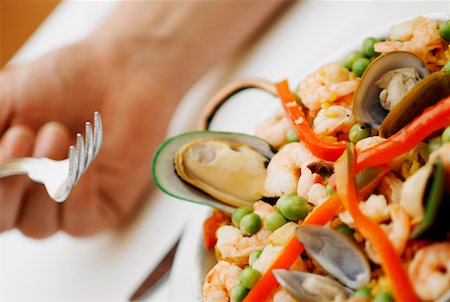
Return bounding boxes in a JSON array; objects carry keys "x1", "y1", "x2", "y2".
[{"x1": 0, "y1": 158, "x2": 36, "y2": 178}]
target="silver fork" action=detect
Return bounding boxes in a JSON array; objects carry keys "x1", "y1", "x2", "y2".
[{"x1": 0, "y1": 112, "x2": 103, "y2": 202}]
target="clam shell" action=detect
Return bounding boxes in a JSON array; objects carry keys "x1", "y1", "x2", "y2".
[
  {"x1": 353, "y1": 51, "x2": 429, "y2": 130},
  {"x1": 296, "y1": 226, "x2": 371, "y2": 289},
  {"x1": 380, "y1": 70, "x2": 450, "y2": 137}
]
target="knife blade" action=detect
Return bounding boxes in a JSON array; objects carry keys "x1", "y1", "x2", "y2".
[{"x1": 130, "y1": 239, "x2": 180, "y2": 301}]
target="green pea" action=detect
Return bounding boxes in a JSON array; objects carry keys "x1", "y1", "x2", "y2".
[
  {"x1": 239, "y1": 267, "x2": 262, "y2": 289},
  {"x1": 232, "y1": 206, "x2": 253, "y2": 227},
  {"x1": 439, "y1": 20, "x2": 450, "y2": 41},
  {"x1": 352, "y1": 57, "x2": 371, "y2": 77},
  {"x1": 326, "y1": 184, "x2": 336, "y2": 196},
  {"x1": 335, "y1": 224, "x2": 354, "y2": 237},
  {"x1": 265, "y1": 212, "x2": 287, "y2": 232},
  {"x1": 352, "y1": 287, "x2": 372, "y2": 298},
  {"x1": 249, "y1": 250, "x2": 262, "y2": 266},
  {"x1": 442, "y1": 60, "x2": 450, "y2": 74},
  {"x1": 362, "y1": 37, "x2": 380, "y2": 57},
  {"x1": 349, "y1": 123, "x2": 371, "y2": 144},
  {"x1": 373, "y1": 291, "x2": 394, "y2": 302},
  {"x1": 442, "y1": 126, "x2": 450, "y2": 144},
  {"x1": 343, "y1": 50, "x2": 365, "y2": 70},
  {"x1": 428, "y1": 136, "x2": 442, "y2": 153},
  {"x1": 286, "y1": 128, "x2": 299, "y2": 143},
  {"x1": 230, "y1": 283, "x2": 249, "y2": 302},
  {"x1": 239, "y1": 213, "x2": 261, "y2": 236},
  {"x1": 276, "y1": 195, "x2": 313, "y2": 221}
]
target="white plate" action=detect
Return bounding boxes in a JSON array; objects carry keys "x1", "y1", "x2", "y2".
[{"x1": 169, "y1": 5, "x2": 449, "y2": 301}]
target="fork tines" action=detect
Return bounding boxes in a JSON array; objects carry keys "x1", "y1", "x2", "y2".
[{"x1": 68, "y1": 111, "x2": 103, "y2": 186}]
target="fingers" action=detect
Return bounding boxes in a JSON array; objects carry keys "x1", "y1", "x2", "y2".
[
  {"x1": 0, "y1": 126, "x2": 35, "y2": 232},
  {"x1": 17, "y1": 122, "x2": 71, "y2": 238}
]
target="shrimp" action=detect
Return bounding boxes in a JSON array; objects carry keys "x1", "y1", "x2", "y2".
[
  {"x1": 298, "y1": 62, "x2": 358, "y2": 111},
  {"x1": 264, "y1": 142, "x2": 320, "y2": 197},
  {"x1": 340, "y1": 194, "x2": 390, "y2": 228},
  {"x1": 255, "y1": 112, "x2": 291, "y2": 148},
  {"x1": 252, "y1": 244, "x2": 283, "y2": 274},
  {"x1": 365, "y1": 204, "x2": 410, "y2": 264},
  {"x1": 376, "y1": 172, "x2": 403, "y2": 204},
  {"x1": 297, "y1": 166, "x2": 321, "y2": 199},
  {"x1": 307, "y1": 183, "x2": 329, "y2": 206},
  {"x1": 253, "y1": 200, "x2": 276, "y2": 221},
  {"x1": 313, "y1": 105, "x2": 355, "y2": 136},
  {"x1": 355, "y1": 136, "x2": 386, "y2": 153},
  {"x1": 216, "y1": 225, "x2": 271, "y2": 266},
  {"x1": 374, "y1": 17, "x2": 445, "y2": 70},
  {"x1": 270, "y1": 287, "x2": 295, "y2": 302},
  {"x1": 408, "y1": 242, "x2": 450, "y2": 301},
  {"x1": 203, "y1": 260, "x2": 242, "y2": 302}
]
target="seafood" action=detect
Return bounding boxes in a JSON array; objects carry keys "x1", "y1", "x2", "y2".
[
  {"x1": 252, "y1": 244, "x2": 282, "y2": 274},
  {"x1": 175, "y1": 139, "x2": 268, "y2": 208},
  {"x1": 253, "y1": 200, "x2": 276, "y2": 221},
  {"x1": 255, "y1": 112, "x2": 291, "y2": 148},
  {"x1": 203, "y1": 260, "x2": 242, "y2": 302},
  {"x1": 313, "y1": 105, "x2": 356, "y2": 136},
  {"x1": 355, "y1": 136, "x2": 386, "y2": 153},
  {"x1": 365, "y1": 204, "x2": 410, "y2": 263},
  {"x1": 408, "y1": 243, "x2": 450, "y2": 301},
  {"x1": 375, "y1": 172, "x2": 403, "y2": 204},
  {"x1": 374, "y1": 17, "x2": 445, "y2": 69},
  {"x1": 298, "y1": 62, "x2": 358, "y2": 111},
  {"x1": 297, "y1": 166, "x2": 320, "y2": 199},
  {"x1": 152, "y1": 15, "x2": 450, "y2": 302},
  {"x1": 274, "y1": 270, "x2": 351, "y2": 302},
  {"x1": 215, "y1": 225, "x2": 271, "y2": 266},
  {"x1": 264, "y1": 142, "x2": 320, "y2": 197},
  {"x1": 306, "y1": 183, "x2": 329, "y2": 206},
  {"x1": 340, "y1": 194, "x2": 390, "y2": 227},
  {"x1": 376, "y1": 67, "x2": 421, "y2": 111},
  {"x1": 152, "y1": 131, "x2": 275, "y2": 213},
  {"x1": 352, "y1": 51, "x2": 429, "y2": 130}
]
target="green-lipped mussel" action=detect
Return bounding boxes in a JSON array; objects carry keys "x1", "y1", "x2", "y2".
[{"x1": 152, "y1": 131, "x2": 276, "y2": 213}]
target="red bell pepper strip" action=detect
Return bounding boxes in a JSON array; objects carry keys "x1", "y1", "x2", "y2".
[
  {"x1": 276, "y1": 80, "x2": 347, "y2": 161},
  {"x1": 203, "y1": 210, "x2": 229, "y2": 249},
  {"x1": 356, "y1": 95, "x2": 450, "y2": 172},
  {"x1": 243, "y1": 195, "x2": 342, "y2": 302},
  {"x1": 335, "y1": 144, "x2": 418, "y2": 302}
]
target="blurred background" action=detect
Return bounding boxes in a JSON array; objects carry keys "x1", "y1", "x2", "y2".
[{"x1": 1, "y1": 0, "x2": 60, "y2": 66}]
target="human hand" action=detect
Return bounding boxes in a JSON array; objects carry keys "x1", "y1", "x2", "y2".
[
  {"x1": 0, "y1": 1, "x2": 283, "y2": 238},
  {"x1": 0, "y1": 38, "x2": 184, "y2": 238}
]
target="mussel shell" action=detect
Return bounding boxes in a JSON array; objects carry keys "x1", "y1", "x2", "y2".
[
  {"x1": 152, "y1": 131, "x2": 276, "y2": 213},
  {"x1": 353, "y1": 51, "x2": 429, "y2": 130},
  {"x1": 380, "y1": 70, "x2": 450, "y2": 137}
]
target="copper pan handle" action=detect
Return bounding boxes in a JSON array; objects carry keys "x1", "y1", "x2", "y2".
[{"x1": 198, "y1": 79, "x2": 276, "y2": 130}]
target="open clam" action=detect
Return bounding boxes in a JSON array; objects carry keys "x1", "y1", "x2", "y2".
[
  {"x1": 380, "y1": 70, "x2": 450, "y2": 137},
  {"x1": 353, "y1": 51, "x2": 430, "y2": 131},
  {"x1": 274, "y1": 270, "x2": 352, "y2": 302},
  {"x1": 274, "y1": 226, "x2": 371, "y2": 302},
  {"x1": 152, "y1": 131, "x2": 275, "y2": 213}
]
